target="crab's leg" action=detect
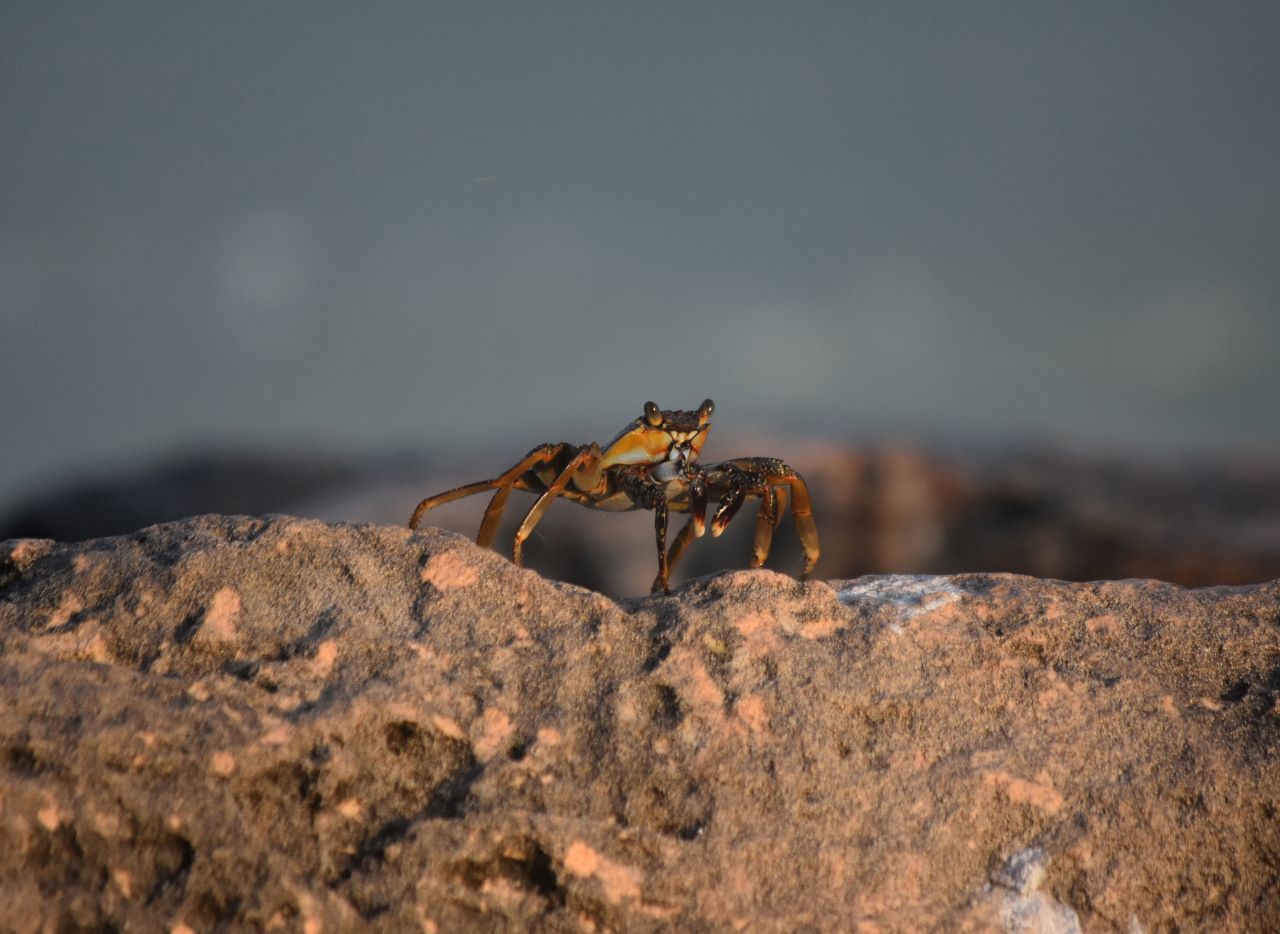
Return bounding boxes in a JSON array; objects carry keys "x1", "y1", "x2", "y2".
[
  {"x1": 670, "y1": 483, "x2": 774, "y2": 583},
  {"x1": 511, "y1": 444, "x2": 601, "y2": 566},
  {"x1": 782, "y1": 473, "x2": 820, "y2": 579},
  {"x1": 409, "y1": 479, "x2": 498, "y2": 530},
  {"x1": 652, "y1": 516, "x2": 698, "y2": 593},
  {"x1": 704, "y1": 459, "x2": 821, "y2": 580},
  {"x1": 475, "y1": 486, "x2": 512, "y2": 548},
  {"x1": 750, "y1": 487, "x2": 779, "y2": 569},
  {"x1": 772, "y1": 485, "x2": 789, "y2": 530},
  {"x1": 650, "y1": 466, "x2": 708, "y2": 592},
  {"x1": 653, "y1": 494, "x2": 671, "y2": 594},
  {"x1": 407, "y1": 443, "x2": 568, "y2": 531}
]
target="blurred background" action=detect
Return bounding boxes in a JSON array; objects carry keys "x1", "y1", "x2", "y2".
[{"x1": 3, "y1": 2, "x2": 1278, "y2": 594}]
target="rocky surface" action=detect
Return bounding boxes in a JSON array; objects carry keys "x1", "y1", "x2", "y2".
[{"x1": 1, "y1": 515, "x2": 1279, "y2": 931}]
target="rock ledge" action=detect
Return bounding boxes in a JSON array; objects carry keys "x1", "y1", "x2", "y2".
[{"x1": 1, "y1": 515, "x2": 1278, "y2": 931}]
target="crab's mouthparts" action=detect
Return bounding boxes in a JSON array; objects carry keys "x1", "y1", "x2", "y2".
[{"x1": 650, "y1": 444, "x2": 693, "y2": 483}]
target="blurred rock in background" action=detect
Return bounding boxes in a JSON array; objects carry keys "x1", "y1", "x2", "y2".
[{"x1": 5, "y1": 438, "x2": 1279, "y2": 597}]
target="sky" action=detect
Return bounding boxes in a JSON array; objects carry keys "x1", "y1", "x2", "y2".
[{"x1": 2, "y1": 2, "x2": 1278, "y2": 503}]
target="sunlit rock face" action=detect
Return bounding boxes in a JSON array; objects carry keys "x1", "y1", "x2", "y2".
[{"x1": 1, "y1": 516, "x2": 1278, "y2": 931}]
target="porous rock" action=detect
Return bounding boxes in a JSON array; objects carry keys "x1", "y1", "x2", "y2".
[{"x1": 0, "y1": 515, "x2": 1278, "y2": 931}]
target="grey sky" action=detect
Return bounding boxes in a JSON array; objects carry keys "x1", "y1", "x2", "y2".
[{"x1": 2, "y1": 2, "x2": 1278, "y2": 502}]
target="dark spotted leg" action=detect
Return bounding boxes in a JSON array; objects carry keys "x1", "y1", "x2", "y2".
[
  {"x1": 704, "y1": 458, "x2": 822, "y2": 580},
  {"x1": 653, "y1": 494, "x2": 671, "y2": 594},
  {"x1": 654, "y1": 517, "x2": 698, "y2": 593},
  {"x1": 653, "y1": 467, "x2": 709, "y2": 592},
  {"x1": 773, "y1": 485, "x2": 789, "y2": 528},
  {"x1": 616, "y1": 466, "x2": 679, "y2": 595},
  {"x1": 705, "y1": 464, "x2": 758, "y2": 577}
]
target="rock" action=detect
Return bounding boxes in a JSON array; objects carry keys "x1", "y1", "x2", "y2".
[{"x1": 1, "y1": 515, "x2": 1278, "y2": 930}]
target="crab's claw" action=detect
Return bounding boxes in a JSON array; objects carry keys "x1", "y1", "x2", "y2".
[{"x1": 689, "y1": 469, "x2": 708, "y2": 537}]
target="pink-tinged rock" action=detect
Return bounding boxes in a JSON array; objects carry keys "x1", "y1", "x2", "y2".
[{"x1": 0, "y1": 514, "x2": 1277, "y2": 931}]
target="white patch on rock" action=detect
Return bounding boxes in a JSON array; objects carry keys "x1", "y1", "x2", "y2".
[
  {"x1": 837, "y1": 575, "x2": 965, "y2": 632},
  {"x1": 987, "y1": 848, "x2": 1082, "y2": 934},
  {"x1": 992, "y1": 846, "x2": 1048, "y2": 895}
]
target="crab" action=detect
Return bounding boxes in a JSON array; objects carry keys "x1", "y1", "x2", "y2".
[{"x1": 407, "y1": 400, "x2": 819, "y2": 593}]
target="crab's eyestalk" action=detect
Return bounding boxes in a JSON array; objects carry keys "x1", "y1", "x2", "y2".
[
  {"x1": 686, "y1": 400, "x2": 713, "y2": 464},
  {"x1": 644, "y1": 401, "x2": 663, "y2": 427}
]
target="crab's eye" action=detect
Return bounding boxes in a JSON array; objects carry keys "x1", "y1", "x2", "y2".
[
  {"x1": 644, "y1": 401, "x2": 663, "y2": 427},
  {"x1": 697, "y1": 398, "x2": 715, "y2": 424}
]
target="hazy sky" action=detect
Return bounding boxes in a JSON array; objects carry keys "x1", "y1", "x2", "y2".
[{"x1": 2, "y1": 2, "x2": 1278, "y2": 502}]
